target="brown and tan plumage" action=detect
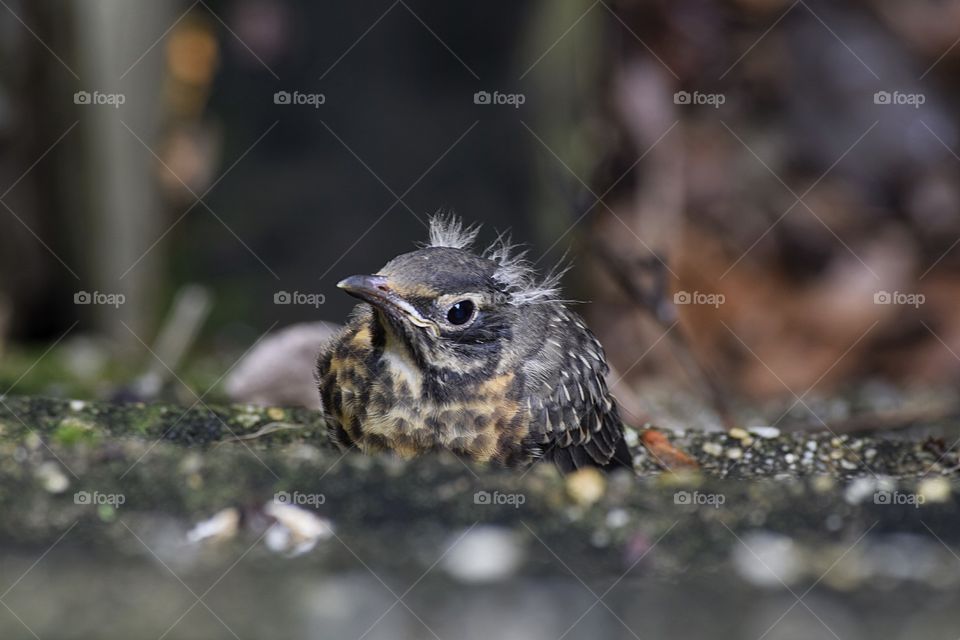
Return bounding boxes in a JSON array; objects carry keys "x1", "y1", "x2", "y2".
[{"x1": 316, "y1": 215, "x2": 633, "y2": 472}]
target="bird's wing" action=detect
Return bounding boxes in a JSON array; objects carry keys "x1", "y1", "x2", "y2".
[{"x1": 523, "y1": 312, "x2": 630, "y2": 471}]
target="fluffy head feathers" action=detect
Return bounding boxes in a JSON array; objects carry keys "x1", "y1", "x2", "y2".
[{"x1": 426, "y1": 213, "x2": 564, "y2": 305}]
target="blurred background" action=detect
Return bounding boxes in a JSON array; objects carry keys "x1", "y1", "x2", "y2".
[
  {"x1": 3, "y1": 4, "x2": 960, "y2": 639},
  {"x1": 2, "y1": 0, "x2": 960, "y2": 431}
]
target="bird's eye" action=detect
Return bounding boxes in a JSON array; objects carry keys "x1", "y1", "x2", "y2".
[{"x1": 446, "y1": 300, "x2": 475, "y2": 325}]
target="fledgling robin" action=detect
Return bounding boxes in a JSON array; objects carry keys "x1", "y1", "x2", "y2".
[{"x1": 316, "y1": 216, "x2": 633, "y2": 472}]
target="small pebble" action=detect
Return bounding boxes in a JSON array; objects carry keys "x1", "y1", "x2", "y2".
[
  {"x1": 264, "y1": 501, "x2": 334, "y2": 557},
  {"x1": 726, "y1": 447, "x2": 743, "y2": 460},
  {"x1": 702, "y1": 442, "x2": 724, "y2": 457},
  {"x1": 728, "y1": 427, "x2": 749, "y2": 440},
  {"x1": 732, "y1": 532, "x2": 801, "y2": 587},
  {"x1": 442, "y1": 526, "x2": 521, "y2": 583},
  {"x1": 844, "y1": 477, "x2": 877, "y2": 504},
  {"x1": 784, "y1": 453, "x2": 797, "y2": 465},
  {"x1": 267, "y1": 407, "x2": 286, "y2": 421},
  {"x1": 234, "y1": 412, "x2": 261, "y2": 428},
  {"x1": 606, "y1": 508, "x2": 629, "y2": 528},
  {"x1": 25, "y1": 432, "x2": 42, "y2": 451},
  {"x1": 749, "y1": 426, "x2": 781, "y2": 439},
  {"x1": 36, "y1": 462, "x2": 69, "y2": 494},
  {"x1": 918, "y1": 477, "x2": 951, "y2": 504},
  {"x1": 69, "y1": 400, "x2": 86, "y2": 412},
  {"x1": 566, "y1": 468, "x2": 606, "y2": 506},
  {"x1": 187, "y1": 508, "x2": 240, "y2": 544}
]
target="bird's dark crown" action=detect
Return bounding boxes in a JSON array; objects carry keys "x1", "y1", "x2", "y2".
[{"x1": 379, "y1": 246, "x2": 503, "y2": 302}]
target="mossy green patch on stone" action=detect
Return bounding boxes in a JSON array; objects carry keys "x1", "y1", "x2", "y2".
[
  {"x1": 128, "y1": 405, "x2": 168, "y2": 435},
  {"x1": 53, "y1": 418, "x2": 100, "y2": 446}
]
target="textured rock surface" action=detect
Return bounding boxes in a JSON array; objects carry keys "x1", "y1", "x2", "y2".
[{"x1": 0, "y1": 395, "x2": 958, "y2": 639}]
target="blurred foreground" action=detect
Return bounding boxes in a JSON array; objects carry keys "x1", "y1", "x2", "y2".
[{"x1": 0, "y1": 397, "x2": 958, "y2": 639}]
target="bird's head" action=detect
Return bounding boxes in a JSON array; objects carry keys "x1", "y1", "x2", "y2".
[{"x1": 336, "y1": 215, "x2": 563, "y2": 376}]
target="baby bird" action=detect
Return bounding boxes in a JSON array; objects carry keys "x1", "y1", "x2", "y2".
[{"x1": 316, "y1": 216, "x2": 632, "y2": 471}]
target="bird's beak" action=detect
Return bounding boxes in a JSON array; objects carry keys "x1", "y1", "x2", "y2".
[
  {"x1": 337, "y1": 274, "x2": 434, "y2": 331},
  {"x1": 337, "y1": 274, "x2": 392, "y2": 304}
]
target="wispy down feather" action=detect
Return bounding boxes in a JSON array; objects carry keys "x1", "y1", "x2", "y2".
[
  {"x1": 427, "y1": 214, "x2": 566, "y2": 305},
  {"x1": 427, "y1": 213, "x2": 480, "y2": 250}
]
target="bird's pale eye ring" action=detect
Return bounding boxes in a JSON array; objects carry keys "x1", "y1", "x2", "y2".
[{"x1": 446, "y1": 299, "x2": 475, "y2": 325}]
